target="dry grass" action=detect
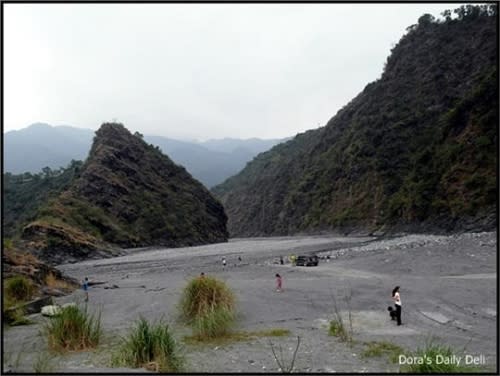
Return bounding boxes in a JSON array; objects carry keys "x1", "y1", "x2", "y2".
[
  {"x1": 45, "y1": 272, "x2": 75, "y2": 290},
  {"x1": 3, "y1": 247, "x2": 40, "y2": 266}
]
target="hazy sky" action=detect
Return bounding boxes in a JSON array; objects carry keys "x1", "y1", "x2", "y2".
[{"x1": 4, "y1": 3, "x2": 466, "y2": 141}]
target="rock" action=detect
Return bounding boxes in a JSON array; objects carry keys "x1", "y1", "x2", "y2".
[
  {"x1": 15, "y1": 296, "x2": 53, "y2": 314},
  {"x1": 41, "y1": 287, "x2": 66, "y2": 297},
  {"x1": 41, "y1": 305, "x2": 61, "y2": 317}
]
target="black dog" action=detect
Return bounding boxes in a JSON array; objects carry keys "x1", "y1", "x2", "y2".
[{"x1": 388, "y1": 306, "x2": 397, "y2": 320}]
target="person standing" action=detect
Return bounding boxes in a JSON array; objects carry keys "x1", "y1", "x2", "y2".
[
  {"x1": 275, "y1": 273, "x2": 283, "y2": 292},
  {"x1": 83, "y1": 277, "x2": 89, "y2": 302},
  {"x1": 392, "y1": 286, "x2": 402, "y2": 325},
  {"x1": 222, "y1": 257, "x2": 227, "y2": 270}
]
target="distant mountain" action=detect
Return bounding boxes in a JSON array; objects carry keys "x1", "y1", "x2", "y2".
[
  {"x1": 3, "y1": 123, "x2": 93, "y2": 174},
  {"x1": 20, "y1": 123, "x2": 228, "y2": 264},
  {"x1": 200, "y1": 138, "x2": 289, "y2": 154},
  {"x1": 3, "y1": 125, "x2": 286, "y2": 187},
  {"x1": 212, "y1": 6, "x2": 498, "y2": 236}
]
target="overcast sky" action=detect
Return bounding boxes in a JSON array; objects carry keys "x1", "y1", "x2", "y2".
[{"x1": 4, "y1": 3, "x2": 466, "y2": 141}]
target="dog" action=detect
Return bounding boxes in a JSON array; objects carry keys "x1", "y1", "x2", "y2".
[{"x1": 387, "y1": 306, "x2": 397, "y2": 320}]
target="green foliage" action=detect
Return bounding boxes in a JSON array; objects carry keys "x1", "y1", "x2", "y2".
[
  {"x1": 213, "y1": 9, "x2": 497, "y2": 236},
  {"x1": 362, "y1": 341, "x2": 404, "y2": 362},
  {"x1": 33, "y1": 352, "x2": 57, "y2": 373},
  {"x1": 328, "y1": 318, "x2": 350, "y2": 342},
  {"x1": 400, "y1": 340, "x2": 483, "y2": 373},
  {"x1": 43, "y1": 305, "x2": 101, "y2": 352},
  {"x1": 4, "y1": 276, "x2": 34, "y2": 301},
  {"x1": 3, "y1": 160, "x2": 83, "y2": 237},
  {"x1": 3, "y1": 306, "x2": 33, "y2": 326},
  {"x1": 179, "y1": 275, "x2": 236, "y2": 339},
  {"x1": 12, "y1": 122, "x2": 227, "y2": 259},
  {"x1": 111, "y1": 317, "x2": 184, "y2": 372}
]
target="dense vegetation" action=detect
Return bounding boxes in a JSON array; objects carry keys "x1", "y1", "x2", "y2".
[
  {"x1": 213, "y1": 5, "x2": 498, "y2": 236},
  {"x1": 19, "y1": 123, "x2": 228, "y2": 264},
  {"x1": 3, "y1": 161, "x2": 83, "y2": 238}
]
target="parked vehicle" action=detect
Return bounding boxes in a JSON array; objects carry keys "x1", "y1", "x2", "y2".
[{"x1": 295, "y1": 255, "x2": 319, "y2": 266}]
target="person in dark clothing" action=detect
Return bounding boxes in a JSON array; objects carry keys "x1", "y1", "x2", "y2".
[
  {"x1": 82, "y1": 277, "x2": 89, "y2": 302},
  {"x1": 392, "y1": 286, "x2": 402, "y2": 325}
]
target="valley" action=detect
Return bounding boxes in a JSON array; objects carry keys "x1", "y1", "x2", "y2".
[{"x1": 3, "y1": 232, "x2": 496, "y2": 373}]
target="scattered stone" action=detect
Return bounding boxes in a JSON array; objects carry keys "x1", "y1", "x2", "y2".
[
  {"x1": 41, "y1": 287, "x2": 66, "y2": 296},
  {"x1": 41, "y1": 305, "x2": 61, "y2": 317}
]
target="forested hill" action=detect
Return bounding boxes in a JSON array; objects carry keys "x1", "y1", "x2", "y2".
[
  {"x1": 212, "y1": 6, "x2": 498, "y2": 237},
  {"x1": 20, "y1": 123, "x2": 228, "y2": 264}
]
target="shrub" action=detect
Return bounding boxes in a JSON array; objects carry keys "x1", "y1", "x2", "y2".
[
  {"x1": 3, "y1": 305, "x2": 33, "y2": 326},
  {"x1": 5, "y1": 276, "x2": 34, "y2": 302},
  {"x1": 401, "y1": 340, "x2": 481, "y2": 373},
  {"x1": 112, "y1": 317, "x2": 184, "y2": 372},
  {"x1": 329, "y1": 318, "x2": 348, "y2": 340},
  {"x1": 43, "y1": 305, "x2": 101, "y2": 352},
  {"x1": 179, "y1": 275, "x2": 235, "y2": 339}
]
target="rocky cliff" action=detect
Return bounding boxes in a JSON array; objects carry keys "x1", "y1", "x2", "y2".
[
  {"x1": 22, "y1": 123, "x2": 228, "y2": 264},
  {"x1": 213, "y1": 6, "x2": 498, "y2": 236}
]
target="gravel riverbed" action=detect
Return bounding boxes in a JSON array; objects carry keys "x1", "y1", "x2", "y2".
[{"x1": 2, "y1": 232, "x2": 497, "y2": 373}]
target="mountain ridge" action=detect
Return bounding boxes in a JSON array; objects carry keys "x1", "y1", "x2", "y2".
[
  {"x1": 20, "y1": 123, "x2": 229, "y2": 264},
  {"x1": 4, "y1": 124, "x2": 287, "y2": 187},
  {"x1": 212, "y1": 7, "x2": 498, "y2": 237}
]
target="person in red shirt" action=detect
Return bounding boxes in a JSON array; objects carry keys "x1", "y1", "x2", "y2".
[{"x1": 275, "y1": 273, "x2": 283, "y2": 292}]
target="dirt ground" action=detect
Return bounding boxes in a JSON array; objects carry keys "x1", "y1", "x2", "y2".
[{"x1": 2, "y1": 232, "x2": 497, "y2": 373}]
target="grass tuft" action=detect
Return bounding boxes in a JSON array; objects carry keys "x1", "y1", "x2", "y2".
[
  {"x1": 362, "y1": 340, "x2": 404, "y2": 362},
  {"x1": 43, "y1": 304, "x2": 101, "y2": 352},
  {"x1": 179, "y1": 275, "x2": 235, "y2": 339},
  {"x1": 111, "y1": 317, "x2": 184, "y2": 372},
  {"x1": 400, "y1": 339, "x2": 483, "y2": 373},
  {"x1": 328, "y1": 318, "x2": 351, "y2": 342},
  {"x1": 5, "y1": 275, "x2": 34, "y2": 301},
  {"x1": 45, "y1": 272, "x2": 75, "y2": 291}
]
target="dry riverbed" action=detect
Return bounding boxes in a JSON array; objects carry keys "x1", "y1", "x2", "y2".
[{"x1": 2, "y1": 232, "x2": 497, "y2": 373}]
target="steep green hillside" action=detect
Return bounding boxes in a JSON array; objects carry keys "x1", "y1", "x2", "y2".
[
  {"x1": 213, "y1": 6, "x2": 498, "y2": 236},
  {"x1": 21, "y1": 123, "x2": 228, "y2": 264},
  {"x1": 3, "y1": 161, "x2": 83, "y2": 238}
]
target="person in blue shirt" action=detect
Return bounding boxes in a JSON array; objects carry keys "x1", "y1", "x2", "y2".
[{"x1": 82, "y1": 277, "x2": 89, "y2": 302}]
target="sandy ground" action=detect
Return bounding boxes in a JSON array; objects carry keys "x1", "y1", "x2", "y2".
[{"x1": 2, "y1": 232, "x2": 497, "y2": 373}]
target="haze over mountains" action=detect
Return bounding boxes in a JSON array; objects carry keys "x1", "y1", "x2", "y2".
[
  {"x1": 2, "y1": 5, "x2": 497, "y2": 267},
  {"x1": 4, "y1": 123, "x2": 287, "y2": 188},
  {"x1": 213, "y1": 8, "x2": 498, "y2": 236}
]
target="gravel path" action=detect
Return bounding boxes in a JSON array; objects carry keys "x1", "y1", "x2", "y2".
[{"x1": 2, "y1": 232, "x2": 496, "y2": 373}]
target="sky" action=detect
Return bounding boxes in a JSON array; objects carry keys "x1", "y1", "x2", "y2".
[{"x1": 4, "y1": 3, "x2": 467, "y2": 141}]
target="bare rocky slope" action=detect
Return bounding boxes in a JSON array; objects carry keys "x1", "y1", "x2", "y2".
[
  {"x1": 213, "y1": 6, "x2": 498, "y2": 237},
  {"x1": 21, "y1": 123, "x2": 228, "y2": 264}
]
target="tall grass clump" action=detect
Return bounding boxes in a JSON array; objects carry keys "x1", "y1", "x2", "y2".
[
  {"x1": 43, "y1": 305, "x2": 101, "y2": 352},
  {"x1": 401, "y1": 339, "x2": 481, "y2": 373},
  {"x1": 179, "y1": 275, "x2": 235, "y2": 339},
  {"x1": 112, "y1": 317, "x2": 184, "y2": 372},
  {"x1": 5, "y1": 275, "x2": 34, "y2": 301}
]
